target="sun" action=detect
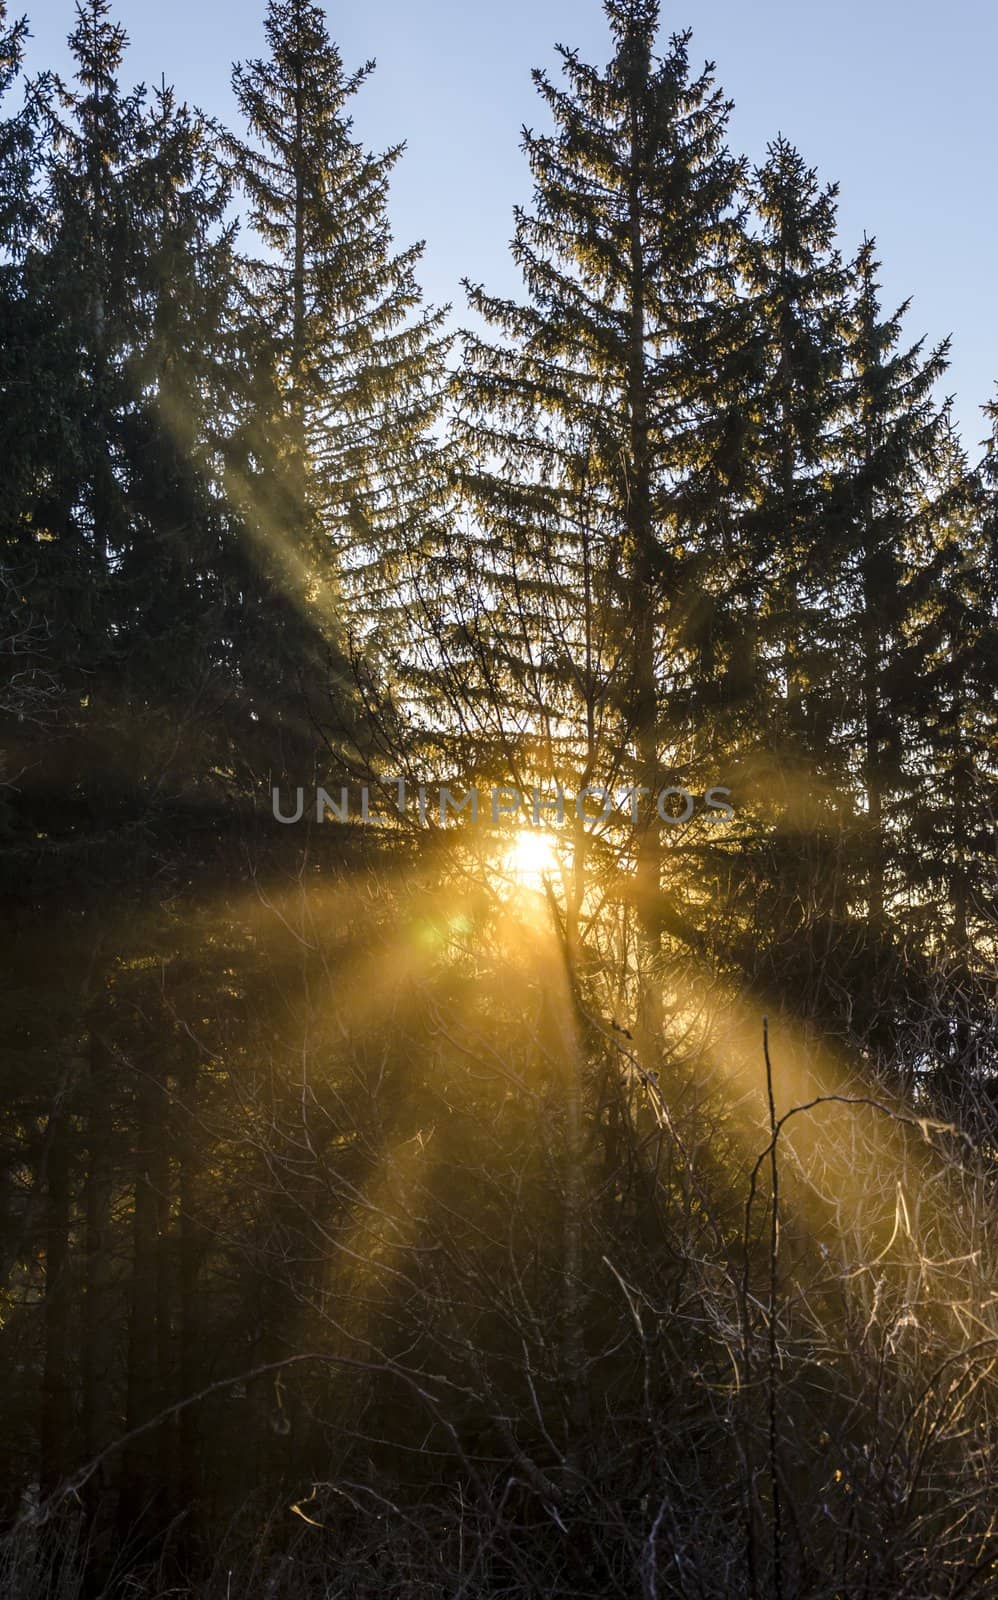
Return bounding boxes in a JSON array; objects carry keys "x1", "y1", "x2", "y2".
[{"x1": 504, "y1": 828, "x2": 559, "y2": 889}]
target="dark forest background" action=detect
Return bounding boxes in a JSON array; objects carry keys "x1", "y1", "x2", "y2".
[{"x1": 1, "y1": 0, "x2": 996, "y2": 1595}]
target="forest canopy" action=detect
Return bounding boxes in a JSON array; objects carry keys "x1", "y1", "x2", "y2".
[{"x1": 0, "y1": 2, "x2": 996, "y2": 1597}]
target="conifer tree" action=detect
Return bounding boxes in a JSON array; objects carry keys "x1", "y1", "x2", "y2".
[
  {"x1": 227, "y1": 0, "x2": 451, "y2": 778},
  {"x1": 837, "y1": 242, "x2": 951, "y2": 936},
  {"x1": 792, "y1": 241, "x2": 956, "y2": 1056},
  {"x1": 17, "y1": 0, "x2": 242, "y2": 817},
  {"x1": 452, "y1": 0, "x2": 748, "y2": 976},
  {"x1": 910, "y1": 403, "x2": 998, "y2": 957},
  {"x1": 0, "y1": 3, "x2": 58, "y2": 745},
  {"x1": 0, "y1": 0, "x2": 37, "y2": 472},
  {"x1": 720, "y1": 139, "x2": 856, "y2": 997},
  {"x1": 4, "y1": 0, "x2": 249, "y2": 1546},
  {"x1": 739, "y1": 139, "x2": 850, "y2": 786}
]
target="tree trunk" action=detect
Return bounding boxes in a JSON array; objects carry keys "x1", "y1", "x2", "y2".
[
  {"x1": 82, "y1": 1024, "x2": 115, "y2": 1495},
  {"x1": 625, "y1": 106, "x2": 663, "y2": 1051},
  {"x1": 40, "y1": 1093, "x2": 72, "y2": 1500},
  {"x1": 177, "y1": 1057, "x2": 202, "y2": 1521},
  {"x1": 118, "y1": 1064, "x2": 164, "y2": 1535}
]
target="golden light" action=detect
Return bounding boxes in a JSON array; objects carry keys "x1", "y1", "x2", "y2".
[{"x1": 504, "y1": 828, "x2": 559, "y2": 889}]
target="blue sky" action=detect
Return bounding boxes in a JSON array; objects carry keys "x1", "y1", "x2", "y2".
[{"x1": 19, "y1": 0, "x2": 997, "y2": 451}]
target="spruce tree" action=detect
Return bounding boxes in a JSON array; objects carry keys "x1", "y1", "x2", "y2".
[
  {"x1": 3, "y1": 1, "x2": 251, "y2": 1548},
  {"x1": 0, "y1": 0, "x2": 37, "y2": 484},
  {"x1": 828, "y1": 242, "x2": 947, "y2": 948},
  {"x1": 227, "y1": 0, "x2": 451, "y2": 780},
  {"x1": 739, "y1": 139, "x2": 850, "y2": 786},
  {"x1": 818, "y1": 241, "x2": 954, "y2": 1053},
  {"x1": 905, "y1": 398, "x2": 998, "y2": 1098},
  {"x1": 17, "y1": 0, "x2": 242, "y2": 821},
  {"x1": 452, "y1": 0, "x2": 748, "y2": 978},
  {"x1": 841, "y1": 243, "x2": 950, "y2": 922},
  {"x1": 720, "y1": 139, "x2": 855, "y2": 1002},
  {"x1": 0, "y1": 3, "x2": 58, "y2": 746}
]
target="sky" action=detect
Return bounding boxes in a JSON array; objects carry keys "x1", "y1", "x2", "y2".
[{"x1": 17, "y1": 0, "x2": 998, "y2": 452}]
